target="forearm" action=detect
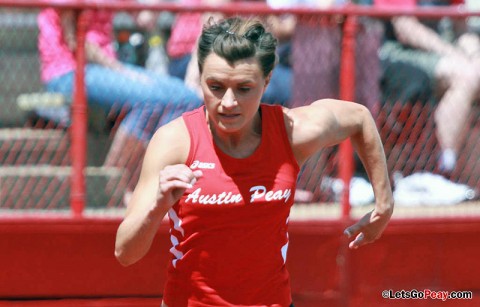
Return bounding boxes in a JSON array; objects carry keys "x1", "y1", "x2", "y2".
[
  {"x1": 115, "y1": 200, "x2": 169, "y2": 266},
  {"x1": 393, "y1": 16, "x2": 459, "y2": 56},
  {"x1": 351, "y1": 112, "x2": 393, "y2": 214}
]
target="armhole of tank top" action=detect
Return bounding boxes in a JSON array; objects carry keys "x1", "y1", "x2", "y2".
[
  {"x1": 182, "y1": 113, "x2": 196, "y2": 167},
  {"x1": 272, "y1": 105, "x2": 300, "y2": 172}
]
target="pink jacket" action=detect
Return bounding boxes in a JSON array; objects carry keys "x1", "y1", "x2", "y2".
[{"x1": 38, "y1": 8, "x2": 117, "y2": 82}]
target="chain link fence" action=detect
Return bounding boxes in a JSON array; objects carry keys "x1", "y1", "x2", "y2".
[{"x1": 0, "y1": 4, "x2": 479, "y2": 217}]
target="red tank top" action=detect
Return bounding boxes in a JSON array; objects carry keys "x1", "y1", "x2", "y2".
[{"x1": 163, "y1": 104, "x2": 299, "y2": 307}]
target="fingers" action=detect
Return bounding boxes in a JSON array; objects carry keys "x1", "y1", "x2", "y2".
[
  {"x1": 159, "y1": 179, "x2": 194, "y2": 192},
  {"x1": 155, "y1": 164, "x2": 204, "y2": 206},
  {"x1": 348, "y1": 233, "x2": 365, "y2": 250},
  {"x1": 344, "y1": 223, "x2": 368, "y2": 250},
  {"x1": 159, "y1": 165, "x2": 203, "y2": 191},
  {"x1": 344, "y1": 211, "x2": 380, "y2": 250},
  {"x1": 191, "y1": 170, "x2": 203, "y2": 186},
  {"x1": 344, "y1": 222, "x2": 362, "y2": 239}
]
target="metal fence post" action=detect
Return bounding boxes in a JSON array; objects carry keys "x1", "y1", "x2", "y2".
[
  {"x1": 70, "y1": 9, "x2": 88, "y2": 217},
  {"x1": 338, "y1": 13, "x2": 358, "y2": 307}
]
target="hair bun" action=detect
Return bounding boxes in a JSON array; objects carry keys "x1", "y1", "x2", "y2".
[{"x1": 244, "y1": 25, "x2": 265, "y2": 42}]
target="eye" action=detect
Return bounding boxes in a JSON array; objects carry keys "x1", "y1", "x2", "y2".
[
  {"x1": 209, "y1": 84, "x2": 223, "y2": 91},
  {"x1": 238, "y1": 87, "x2": 251, "y2": 93}
]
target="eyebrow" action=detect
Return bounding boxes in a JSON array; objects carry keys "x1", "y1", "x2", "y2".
[{"x1": 205, "y1": 77, "x2": 255, "y2": 85}]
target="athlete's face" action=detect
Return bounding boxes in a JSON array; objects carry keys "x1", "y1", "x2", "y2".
[{"x1": 200, "y1": 53, "x2": 270, "y2": 134}]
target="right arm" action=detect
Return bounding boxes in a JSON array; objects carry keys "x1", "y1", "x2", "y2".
[
  {"x1": 285, "y1": 100, "x2": 393, "y2": 249},
  {"x1": 114, "y1": 118, "x2": 202, "y2": 266}
]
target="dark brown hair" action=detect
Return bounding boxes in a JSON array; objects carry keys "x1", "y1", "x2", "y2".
[{"x1": 197, "y1": 17, "x2": 278, "y2": 77}]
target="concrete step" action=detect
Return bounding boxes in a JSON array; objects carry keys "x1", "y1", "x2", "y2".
[
  {"x1": 0, "y1": 128, "x2": 69, "y2": 166},
  {"x1": 0, "y1": 166, "x2": 129, "y2": 210}
]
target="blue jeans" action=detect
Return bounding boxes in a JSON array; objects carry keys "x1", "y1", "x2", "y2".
[
  {"x1": 168, "y1": 54, "x2": 192, "y2": 80},
  {"x1": 262, "y1": 63, "x2": 292, "y2": 107},
  {"x1": 42, "y1": 64, "x2": 202, "y2": 141}
]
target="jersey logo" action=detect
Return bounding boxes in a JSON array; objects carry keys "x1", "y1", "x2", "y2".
[
  {"x1": 184, "y1": 186, "x2": 292, "y2": 205},
  {"x1": 190, "y1": 160, "x2": 216, "y2": 169}
]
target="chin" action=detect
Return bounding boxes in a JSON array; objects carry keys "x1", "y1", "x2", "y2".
[{"x1": 217, "y1": 122, "x2": 242, "y2": 133}]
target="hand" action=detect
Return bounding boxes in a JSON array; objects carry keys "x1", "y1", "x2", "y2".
[
  {"x1": 157, "y1": 164, "x2": 203, "y2": 207},
  {"x1": 344, "y1": 207, "x2": 392, "y2": 250}
]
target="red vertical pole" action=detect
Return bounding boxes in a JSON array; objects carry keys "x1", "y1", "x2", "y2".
[
  {"x1": 339, "y1": 15, "x2": 357, "y2": 220},
  {"x1": 338, "y1": 14, "x2": 357, "y2": 307},
  {"x1": 70, "y1": 10, "x2": 88, "y2": 217}
]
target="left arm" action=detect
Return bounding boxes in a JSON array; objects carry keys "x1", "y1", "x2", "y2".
[{"x1": 284, "y1": 99, "x2": 394, "y2": 249}]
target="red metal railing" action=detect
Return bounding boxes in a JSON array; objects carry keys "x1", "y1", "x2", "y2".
[
  {"x1": 2, "y1": 0, "x2": 479, "y2": 17},
  {"x1": 70, "y1": 10, "x2": 88, "y2": 217}
]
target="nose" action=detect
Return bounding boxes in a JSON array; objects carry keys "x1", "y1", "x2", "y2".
[{"x1": 221, "y1": 88, "x2": 237, "y2": 108}]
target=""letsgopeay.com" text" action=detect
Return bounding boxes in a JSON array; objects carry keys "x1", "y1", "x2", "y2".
[{"x1": 382, "y1": 289, "x2": 473, "y2": 301}]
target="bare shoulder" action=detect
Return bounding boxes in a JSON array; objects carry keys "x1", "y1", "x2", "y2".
[
  {"x1": 281, "y1": 99, "x2": 369, "y2": 164},
  {"x1": 284, "y1": 99, "x2": 368, "y2": 124},
  {"x1": 144, "y1": 116, "x2": 191, "y2": 168},
  {"x1": 281, "y1": 99, "x2": 342, "y2": 137}
]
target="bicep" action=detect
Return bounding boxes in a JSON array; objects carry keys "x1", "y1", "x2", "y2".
[{"x1": 288, "y1": 99, "x2": 367, "y2": 162}]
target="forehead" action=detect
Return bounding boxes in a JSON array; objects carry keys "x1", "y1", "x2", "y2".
[{"x1": 202, "y1": 53, "x2": 263, "y2": 81}]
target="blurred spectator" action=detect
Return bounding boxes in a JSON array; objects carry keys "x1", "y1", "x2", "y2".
[
  {"x1": 37, "y1": 8, "x2": 202, "y2": 162},
  {"x1": 166, "y1": 0, "x2": 205, "y2": 80},
  {"x1": 167, "y1": 0, "x2": 293, "y2": 106},
  {"x1": 377, "y1": 0, "x2": 480, "y2": 173},
  {"x1": 269, "y1": 0, "x2": 345, "y2": 109},
  {"x1": 290, "y1": 0, "x2": 382, "y2": 112},
  {"x1": 263, "y1": 4, "x2": 296, "y2": 107}
]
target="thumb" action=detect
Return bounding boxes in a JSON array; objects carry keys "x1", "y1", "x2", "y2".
[
  {"x1": 189, "y1": 170, "x2": 203, "y2": 187},
  {"x1": 349, "y1": 233, "x2": 365, "y2": 249},
  {"x1": 192, "y1": 170, "x2": 203, "y2": 178}
]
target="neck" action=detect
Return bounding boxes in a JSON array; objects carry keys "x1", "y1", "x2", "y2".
[{"x1": 208, "y1": 111, "x2": 262, "y2": 158}]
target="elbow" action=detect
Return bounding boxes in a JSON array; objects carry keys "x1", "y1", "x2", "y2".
[
  {"x1": 115, "y1": 247, "x2": 137, "y2": 267},
  {"x1": 356, "y1": 103, "x2": 374, "y2": 127}
]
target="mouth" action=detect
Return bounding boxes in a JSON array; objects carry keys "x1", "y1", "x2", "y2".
[{"x1": 219, "y1": 113, "x2": 240, "y2": 118}]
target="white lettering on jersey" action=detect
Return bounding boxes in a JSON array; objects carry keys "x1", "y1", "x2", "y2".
[
  {"x1": 185, "y1": 188, "x2": 243, "y2": 205},
  {"x1": 249, "y1": 185, "x2": 291, "y2": 203},
  {"x1": 190, "y1": 160, "x2": 215, "y2": 169},
  {"x1": 184, "y1": 186, "x2": 292, "y2": 205}
]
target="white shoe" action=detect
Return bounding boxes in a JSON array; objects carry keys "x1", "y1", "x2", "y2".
[{"x1": 438, "y1": 149, "x2": 457, "y2": 173}]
